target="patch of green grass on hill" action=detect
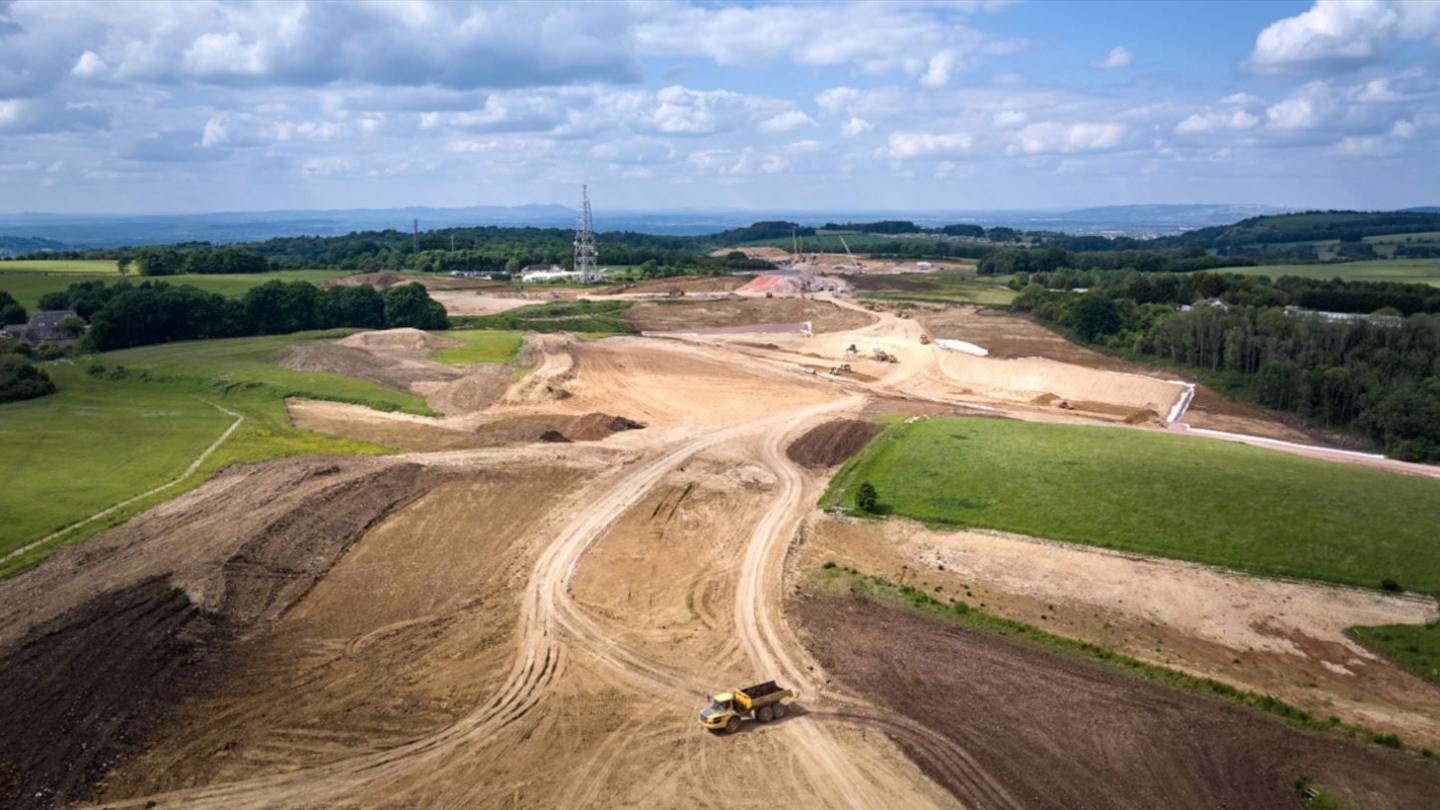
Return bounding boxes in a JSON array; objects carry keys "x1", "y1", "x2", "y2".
[
  {"x1": 822, "y1": 416, "x2": 1440, "y2": 596},
  {"x1": 0, "y1": 269, "x2": 352, "y2": 309},
  {"x1": 0, "y1": 259, "x2": 120, "y2": 274},
  {"x1": 0, "y1": 330, "x2": 431, "y2": 575},
  {"x1": 1214, "y1": 259, "x2": 1440, "y2": 286},
  {"x1": 854, "y1": 271, "x2": 1016, "y2": 306},
  {"x1": 458, "y1": 299, "x2": 637, "y2": 334},
  {"x1": 1352, "y1": 623, "x2": 1440, "y2": 687},
  {"x1": 429, "y1": 330, "x2": 523, "y2": 364}
]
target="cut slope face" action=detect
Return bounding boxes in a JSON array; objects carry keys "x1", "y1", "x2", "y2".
[
  {"x1": 0, "y1": 457, "x2": 441, "y2": 809},
  {"x1": 935, "y1": 351, "x2": 1185, "y2": 420},
  {"x1": 786, "y1": 418, "x2": 884, "y2": 468}
]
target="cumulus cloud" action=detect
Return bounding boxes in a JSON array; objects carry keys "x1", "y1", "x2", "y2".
[
  {"x1": 0, "y1": 98, "x2": 109, "y2": 133},
  {"x1": 1176, "y1": 106, "x2": 1260, "y2": 135},
  {"x1": 635, "y1": 3, "x2": 1023, "y2": 85},
  {"x1": 1250, "y1": 0, "x2": 1440, "y2": 74},
  {"x1": 992, "y1": 109, "x2": 1027, "y2": 128},
  {"x1": 840, "y1": 117, "x2": 872, "y2": 137},
  {"x1": 1010, "y1": 122, "x2": 1126, "y2": 154},
  {"x1": 70, "y1": 50, "x2": 107, "y2": 79},
  {"x1": 758, "y1": 110, "x2": 816, "y2": 133},
  {"x1": 1092, "y1": 46, "x2": 1132, "y2": 69},
  {"x1": 887, "y1": 131, "x2": 974, "y2": 160}
]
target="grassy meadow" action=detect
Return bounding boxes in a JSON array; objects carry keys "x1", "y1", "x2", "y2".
[
  {"x1": 429, "y1": 329, "x2": 523, "y2": 364},
  {"x1": 823, "y1": 416, "x2": 1440, "y2": 596},
  {"x1": 853, "y1": 271, "x2": 1016, "y2": 306},
  {"x1": 0, "y1": 259, "x2": 121, "y2": 274},
  {"x1": 1352, "y1": 623, "x2": 1440, "y2": 687},
  {"x1": 1215, "y1": 258, "x2": 1440, "y2": 286},
  {"x1": 0, "y1": 264, "x2": 352, "y2": 309},
  {"x1": 0, "y1": 330, "x2": 432, "y2": 575}
]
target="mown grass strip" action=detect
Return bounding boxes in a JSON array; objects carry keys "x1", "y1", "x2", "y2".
[
  {"x1": 808, "y1": 564, "x2": 1425, "y2": 755},
  {"x1": 822, "y1": 415, "x2": 1440, "y2": 598}
]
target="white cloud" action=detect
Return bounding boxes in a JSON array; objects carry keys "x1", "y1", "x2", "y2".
[
  {"x1": 635, "y1": 3, "x2": 1023, "y2": 85},
  {"x1": 1092, "y1": 46, "x2": 1132, "y2": 70},
  {"x1": 1391, "y1": 118, "x2": 1417, "y2": 138},
  {"x1": 301, "y1": 156, "x2": 354, "y2": 177},
  {"x1": 1250, "y1": 0, "x2": 1440, "y2": 74},
  {"x1": 1264, "y1": 81, "x2": 1336, "y2": 129},
  {"x1": 1176, "y1": 108, "x2": 1260, "y2": 134},
  {"x1": 840, "y1": 117, "x2": 873, "y2": 137},
  {"x1": 70, "y1": 50, "x2": 107, "y2": 79},
  {"x1": 887, "y1": 131, "x2": 974, "y2": 160},
  {"x1": 758, "y1": 110, "x2": 816, "y2": 133},
  {"x1": 992, "y1": 109, "x2": 1028, "y2": 128},
  {"x1": 1011, "y1": 122, "x2": 1126, "y2": 154}
]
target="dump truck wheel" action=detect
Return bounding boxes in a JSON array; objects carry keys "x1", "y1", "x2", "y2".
[
  {"x1": 725, "y1": 717, "x2": 741, "y2": 734},
  {"x1": 773, "y1": 702, "x2": 787, "y2": 719},
  {"x1": 757, "y1": 705, "x2": 774, "y2": 723}
]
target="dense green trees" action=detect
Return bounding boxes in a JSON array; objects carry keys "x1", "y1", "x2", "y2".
[
  {"x1": 134, "y1": 245, "x2": 271, "y2": 275},
  {"x1": 73, "y1": 279, "x2": 449, "y2": 351},
  {"x1": 1016, "y1": 272, "x2": 1440, "y2": 461},
  {"x1": 0, "y1": 354, "x2": 55, "y2": 403},
  {"x1": 0, "y1": 291, "x2": 26, "y2": 324}
]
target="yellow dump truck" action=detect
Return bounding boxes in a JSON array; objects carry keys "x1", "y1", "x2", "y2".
[{"x1": 699, "y1": 681, "x2": 793, "y2": 733}]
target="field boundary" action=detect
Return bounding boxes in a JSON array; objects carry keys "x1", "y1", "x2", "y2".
[{"x1": 1, "y1": 399, "x2": 244, "y2": 564}]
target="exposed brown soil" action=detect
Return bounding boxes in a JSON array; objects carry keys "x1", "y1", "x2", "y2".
[
  {"x1": 282, "y1": 340, "x2": 463, "y2": 391},
  {"x1": 626, "y1": 297, "x2": 875, "y2": 334},
  {"x1": 843, "y1": 275, "x2": 937, "y2": 292},
  {"x1": 565, "y1": 412, "x2": 645, "y2": 441},
  {"x1": 594, "y1": 275, "x2": 751, "y2": 295},
  {"x1": 793, "y1": 593, "x2": 1440, "y2": 810},
  {"x1": 323, "y1": 272, "x2": 419, "y2": 291},
  {"x1": 785, "y1": 418, "x2": 884, "y2": 468},
  {"x1": 0, "y1": 457, "x2": 443, "y2": 809},
  {"x1": 917, "y1": 307, "x2": 1313, "y2": 440}
]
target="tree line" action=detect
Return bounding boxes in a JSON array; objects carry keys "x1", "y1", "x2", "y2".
[
  {"x1": 1013, "y1": 271, "x2": 1440, "y2": 461},
  {"x1": 37, "y1": 278, "x2": 448, "y2": 352}
]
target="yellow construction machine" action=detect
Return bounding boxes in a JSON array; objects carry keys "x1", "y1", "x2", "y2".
[{"x1": 699, "y1": 681, "x2": 793, "y2": 733}]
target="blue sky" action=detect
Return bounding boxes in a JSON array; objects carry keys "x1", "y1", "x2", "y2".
[{"x1": 1, "y1": 0, "x2": 1438, "y2": 214}]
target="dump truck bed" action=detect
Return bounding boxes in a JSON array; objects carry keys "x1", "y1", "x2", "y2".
[{"x1": 739, "y1": 681, "x2": 783, "y2": 699}]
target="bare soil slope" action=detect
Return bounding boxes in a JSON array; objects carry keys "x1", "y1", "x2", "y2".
[
  {"x1": 794, "y1": 594, "x2": 1440, "y2": 810},
  {"x1": 627, "y1": 297, "x2": 874, "y2": 334},
  {"x1": 0, "y1": 457, "x2": 443, "y2": 809},
  {"x1": 786, "y1": 418, "x2": 884, "y2": 468}
]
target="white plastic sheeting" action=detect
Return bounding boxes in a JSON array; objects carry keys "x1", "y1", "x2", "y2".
[{"x1": 935, "y1": 338, "x2": 988, "y2": 356}]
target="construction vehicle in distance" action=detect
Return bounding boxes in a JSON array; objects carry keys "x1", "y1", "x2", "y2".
[
  {"x1": 919, "y1": 334, "x2": 931, "y2": 345},
  {"x1": 872, "y1": 348, "x2": 898, "y2": 363},
  {"x1": 700, "y1": 681, "x2": 794, "y2": 733}
]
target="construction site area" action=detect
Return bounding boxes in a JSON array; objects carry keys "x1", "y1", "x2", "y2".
[{"x1": 3, "y1": 285, "x2": 1438, "y2": 809}]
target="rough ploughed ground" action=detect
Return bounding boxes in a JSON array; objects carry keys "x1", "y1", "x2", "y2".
[
  {"x1": 792, "y1": 594, "x2": 1440, "y2": 810},
  {"x1": 785, "y1": 418, "x2": 884, "y2": 468}
]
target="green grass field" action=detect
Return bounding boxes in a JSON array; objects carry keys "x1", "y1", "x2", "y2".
[
  {"x1": 1215, "y1": 259, "x2": 1440, "y2": 286},
  {"x1": 0, "y1": 268, "x2": 352, "y2": 309},
  {"x1": 1352, "y1": 623, "x2": 1440, "y2": 687},
  {"x1": 823, "y1": 416, "x2": 1440, "y2": 596},
  {"x1": 429, "y1": 330, "x2": 523, "y2": 364},
  {"x1": 855, "y1": 271, "x2": 1016, "y2": 306},
  {"x1": 0, "y1": 331, "x2": 432, "y2": 574},
  {"x1": 0, "y1": 259, "x2": 120, "y2": 274}
]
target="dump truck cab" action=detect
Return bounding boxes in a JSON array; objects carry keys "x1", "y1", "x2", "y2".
[{"x1": 700, "y1": 681, "x2": 793, "y2": 733}]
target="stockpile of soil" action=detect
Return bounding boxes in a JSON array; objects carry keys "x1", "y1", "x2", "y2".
[
  {"x1": 565, "y1": 412, "x2": 645, "y2": 441},
  {"x1": 538, "y1": 429, "x2": 572, "y2": 443},
  {"x1": 283, "y1": 341, "x2": 463, "y2": 391},
  {"x1": 793, "y1": 594, "x2": 1440, "y2": 809},
  {"x1": 338, "y1": 328, "x2": 457, "y2": 352},
  {"x1": 0, "y1": 457, "x2": 442, "y2": 809},
  {"x1": 626, "y1": 298, "x2": 873, "y2": 334},
  {"x1": 786, "y1": 418, "x2": 883, "y2": 468},
  {"x1": 324, "y1": 272, "x2": 415, "y2": 291}
]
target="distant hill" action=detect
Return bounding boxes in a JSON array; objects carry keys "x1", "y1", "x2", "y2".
[
  {"x1": 1156, "y1": 210, "x2": 1440, "y2": 248},
  {"x1": 0, "y1": 235, "x2": 67, "y2": 257}
]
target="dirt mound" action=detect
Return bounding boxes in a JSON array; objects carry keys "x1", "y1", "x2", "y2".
[
  {"x1": 626, "y1": 297, "x2": 873, "y2": 334},
  {"x1": 325, "y1": 272, "x2": 415, "y2": 291},
  {"x1": 283, "y1": 341, "x2": 463, "y2": 391},
  {"x1": 565, "y1": 412, "x2": 646, "y2": 441},
  {"x1": 0, "y1": 457, "x2": 442, "y2": 809},
  {"x1": 794, "y1": 593, "x2": 1440, "y2": 810},
  {"x1": 538, "y1": 429, "x2": 572, "y2": 443},
  {"x1": 786, "y1": 418, "x2": 884, "y2": 468},
  {"x1": 338, "y1": 328, "x2": 457, "y2": 352}
]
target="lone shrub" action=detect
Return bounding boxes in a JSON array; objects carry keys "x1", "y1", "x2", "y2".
[
  {"x1": 855, "y1": 481, "x2": 878, "y2": 513},
  {"x1": 1381, "y1": 578, "x2": 1401, "y2": 592}
]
